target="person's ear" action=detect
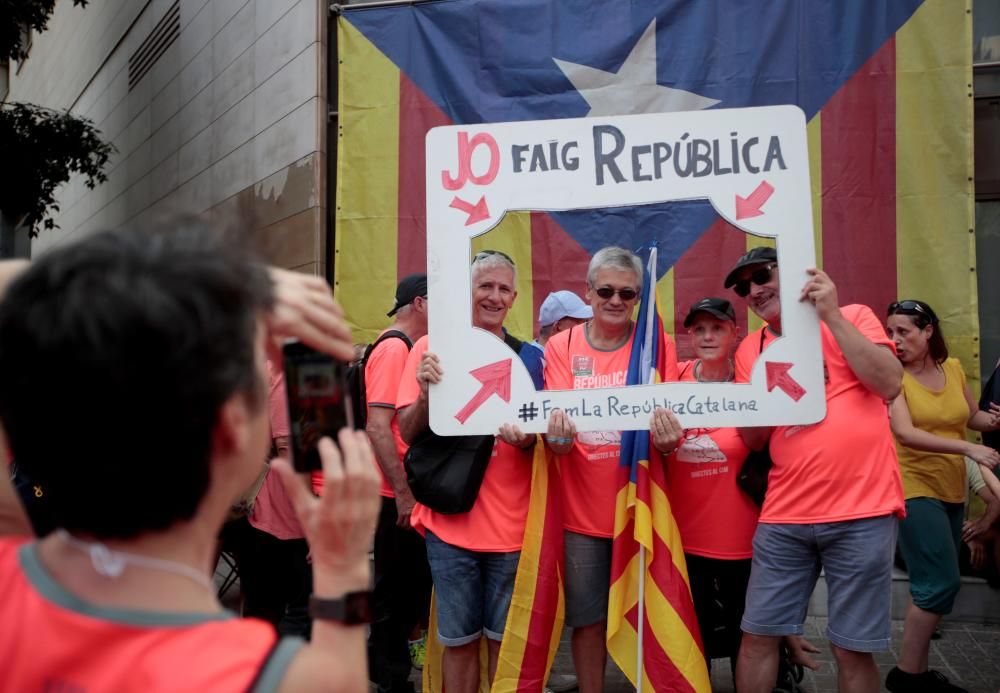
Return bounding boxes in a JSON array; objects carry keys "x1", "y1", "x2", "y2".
[{"x1": 213, "y1": 394, "x2": 252, "y2": 460}]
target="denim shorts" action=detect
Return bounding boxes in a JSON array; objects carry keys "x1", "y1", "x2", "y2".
[
  {"x1": 741, "y1": 515, "x2": 897, "y2": 652},
  {"x1": 564, "y1": 531, "x2": 613, "y2": 628},
  {"x1": 424, "y1": 531, "x2": 520, "y2": 646}
]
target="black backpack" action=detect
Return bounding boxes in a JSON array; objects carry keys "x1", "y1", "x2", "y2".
[{"x1": 346, "y1": 329, "x2": 412, "y2": 429}]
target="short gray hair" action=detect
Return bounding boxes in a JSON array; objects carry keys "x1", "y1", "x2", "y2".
[
  {"x1": 587, "y1": 246, "x2": 642, "y2": 290},
  {"x1": 472, "y1": 250, "x2": 517, "y2": 285}
]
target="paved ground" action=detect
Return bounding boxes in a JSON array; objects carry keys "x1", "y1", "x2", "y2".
[
  {"x1": 216, "y1": 564, "x2": 1000, "y2": 692},
  {"x1": 539, "y1": 618, "x2": 1000, "y2": 693}
]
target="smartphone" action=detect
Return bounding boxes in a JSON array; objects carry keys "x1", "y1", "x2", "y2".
[{"x1": 282, "y1": 340, "x2": 353, "y2": 472}]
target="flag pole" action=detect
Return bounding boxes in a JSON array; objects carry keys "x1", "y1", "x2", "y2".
[{"x1": 634, "y1": 246, "x2": 658, "y2": 692}]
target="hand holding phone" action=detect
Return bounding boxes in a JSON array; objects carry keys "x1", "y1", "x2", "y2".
[{"x1": 282, "y1": 341, "x2": 353, "y2": 472}]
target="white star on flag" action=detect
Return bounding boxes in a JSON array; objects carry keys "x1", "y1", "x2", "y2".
[{"x1": 554, "y1": 19, "x2": 720, "y2": 116}]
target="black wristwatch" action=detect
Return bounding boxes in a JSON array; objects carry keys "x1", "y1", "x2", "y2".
[{"x1": 308, "y1": 591, "x2": 373, "y2": 624}]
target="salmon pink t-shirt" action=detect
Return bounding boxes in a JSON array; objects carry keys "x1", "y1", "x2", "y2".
[
  {"x1": 543, "y1": 324, "x2": 678, "y2": 538},
  {"x1": 396, "y1": 336, "x2": 532, "y2": 552},
  {"x1": 734, "y1": 304, "x2": 904, "y2": 524},
  {"x1": 0, "y1": 538, "x2": 300, "y2": 691},
  {"x1": 364, "y1": 331, "x2": 413, "y2": 498},
  {"x1": 249, "y1": 363, "x2": 304, "y2": 540},
  {"x1": 666, "y1": 361, "x2": 758, "y2": 559}
]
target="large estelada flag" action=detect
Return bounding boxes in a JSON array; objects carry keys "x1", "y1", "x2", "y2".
[
  {"x1": 335, "y1": 0, "x2": 976, "y2": 375},
  {"x1": 607, "y1": 246, "x2": 709, "y2": 691}
]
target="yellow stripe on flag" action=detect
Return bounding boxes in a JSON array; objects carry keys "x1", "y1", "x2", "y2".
[
  {"x1": 895, "y1": 0, "x2": 977, "y2": 382},
  {"x1": 335, "y1": 19, "x2": 401, "y2": 343},
  {"x1": 807, "y1": 112, "x2": 823, "y2": 270},
  {"x1": 492, "y1": 442, "x2": 563, "y2": 692},
  {"x1": 656, "y1": 269, "x2": 674, "y2": 334}
]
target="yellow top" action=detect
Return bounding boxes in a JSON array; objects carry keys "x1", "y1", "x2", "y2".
[{"x1": 896, "y1": 358, "x2": 969, "y2": 502}]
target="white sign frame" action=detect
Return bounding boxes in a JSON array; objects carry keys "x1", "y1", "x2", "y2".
[{"x1": 425, "y1": 105, "x2": 825, "y2": 435}]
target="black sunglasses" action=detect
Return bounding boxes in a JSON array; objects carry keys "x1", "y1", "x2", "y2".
[
  {"x1": 472, "y1": 249, "x2": 515, "y2": 265},
  {"x1": 888, "y1": 300, "x2": 937, "y2": 324},
  {"x1": 732, "y1": 263, "x2": 777, "y2": 298},
  {"x1": 592, "y1": 286, "x2": 638, "y2": 301}
]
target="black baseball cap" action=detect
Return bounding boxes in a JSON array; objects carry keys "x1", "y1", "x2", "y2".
[
  {"x1": 723, "y1": 246, "x2": 777, "y2": 289},
  {"x1": 387, "y1": 273, "x2": 427, "y2": 316},
  {"x1": 683, "y1": 297, "x2": 736, "y2": 327}
]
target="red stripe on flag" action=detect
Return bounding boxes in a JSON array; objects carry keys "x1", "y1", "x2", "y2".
[
  {"x1": 530, "y1": 212, "x2": 592, "y2": 326},
  {"x1": 609, "y1": 466, "x2": 702, "y2": 646},
  {"x1": 820, "y1": 38, "x2": 896, "y2": 311},
  {"x1": 515, "y1": 476, "x2": 564, "y2": 691},
  {"x1": 671, "y1": 219, "x2": 750, "y2": 360},
  {"x1": 397, "y1": 74, "x2": 452, "y2": 279},
  {"x1": 610, "y1": 512, "x2": 636, "y2": 584},
  {"x1": 623, "y1": 604, "x2": 699, "y2": 692}
]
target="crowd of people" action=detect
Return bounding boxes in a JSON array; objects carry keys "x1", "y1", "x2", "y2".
[{"x1": 0, "y1": 223, "x2": 999, "y2": 693}]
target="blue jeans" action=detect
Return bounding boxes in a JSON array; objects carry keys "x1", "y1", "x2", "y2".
[
  {"x1": 741, "y1": 515, "x2": 897, "y2": 652},
  {"x1": 424, "y1": 531, "x2": 520, "y2": 646}
]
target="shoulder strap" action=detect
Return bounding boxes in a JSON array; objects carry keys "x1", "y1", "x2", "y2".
[
  {"x1": 503, "y1": 330, "x2": 524, "y2": 353},
  {"x1": 362, "y1": 329, "x2": 412, "y2": 365},
  {"x1": 759, "y1": 328, "x2": 767, "y2": 354}
]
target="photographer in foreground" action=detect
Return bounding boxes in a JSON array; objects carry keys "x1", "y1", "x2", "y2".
[{"x1": 0, "y1": 223, "x2": 378, "y2": 692}]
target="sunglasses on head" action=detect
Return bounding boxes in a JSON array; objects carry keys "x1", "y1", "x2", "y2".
[
  {"x1": 888, "y1": 300, "x2": 937, "y2": 324},
  {"x1": 472, "y1": 249, "x2": 515, "y2": 265},
  {"x1": 592, "y1": 286, "x2": 638, "y2": 301},
  {"x1": 732, "y1": 263, "x2": 777, "y2": 298}
]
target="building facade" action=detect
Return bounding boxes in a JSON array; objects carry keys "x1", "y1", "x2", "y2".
[{"x1": 4, "y1": 0, "x2": 330, "y2": 275}]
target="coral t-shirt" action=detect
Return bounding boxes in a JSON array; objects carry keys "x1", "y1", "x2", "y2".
[
  {"x1": 896, "y1": 357, "x2": 970, "y2": 503},
  {"x1": 666, "y1": 361, "x2": 759, "y2": 559},
  {"x1": 543, "y1": 323, "x2": 678, "y2": 538},
  {"x1": 249, "y1": 363, "x2": 304, "y2": 540},
  {"x1": 734, "y1": 304, "x2": 904, "y2": 524},
  {"x1": 396, "y1": 336, "x2": 532, "y2": 552},
  {"x1": 0, "y1": 538, "x2": 302, "y2": 692},
  {"x1": 364, "y1": 331, "x2": 413, "y2": 498}
]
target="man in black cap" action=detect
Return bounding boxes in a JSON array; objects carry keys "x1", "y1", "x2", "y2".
[
  {"x1": 723, "y1": 248, "x2": 905, "y2": 693},
  {"x1": 366, "y1": 273, "x2": 432, "y2": 693}
]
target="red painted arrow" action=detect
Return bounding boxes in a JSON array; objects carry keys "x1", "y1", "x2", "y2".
[
  {"x1": 765, "y1": 362, "x2": 806, "y2": 402},
  {"x1": 449, "y1": 195, "x2": 490, "y2": 226},
  {"x1": 735, "y1": 181, "x2": 775, "y2": 220},
  {"x1": 455, "y1": 358, "x2": 512, "y2": 424}
]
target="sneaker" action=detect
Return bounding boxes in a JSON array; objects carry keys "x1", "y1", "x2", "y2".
[
  {"x1": 886, "y1": 666, "x2": 968, "y2": 693},
  {"x1": 408, "y1": 636, "x2": 426, "y2": 671},
  {"x1": 545, "y1": 673, "x2": 579, "y2": 692}
]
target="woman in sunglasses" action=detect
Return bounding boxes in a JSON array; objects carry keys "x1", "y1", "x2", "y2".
[{"x1": 884, "y1": 299, "x2": 1000, "y2": 693}]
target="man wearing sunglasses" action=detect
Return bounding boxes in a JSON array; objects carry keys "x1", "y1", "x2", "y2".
[
  {"x1": 724, "y1": 247, "x2": 905, "y2": 693},
  {"x1": 539, "y1": 246, "x2": 680, "y2": 693}
]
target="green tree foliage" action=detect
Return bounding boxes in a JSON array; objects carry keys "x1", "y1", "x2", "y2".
[
  {"x1": 1, "y1": 0, "x2": 89, "y2": 62},
  {"x1": 0, "y1": 102, "x2": 114, "y2": 236}
]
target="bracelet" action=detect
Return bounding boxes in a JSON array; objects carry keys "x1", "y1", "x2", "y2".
[{"x1": 548, "y1": 436, "x2": 573, "y2": 445}]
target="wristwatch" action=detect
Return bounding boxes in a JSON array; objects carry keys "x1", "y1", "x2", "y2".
[{"x1": 308, "y1": 591, "x2": 373, "y2": 624}]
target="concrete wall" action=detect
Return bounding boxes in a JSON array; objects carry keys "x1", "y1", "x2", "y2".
[{"x1": 6, "y1": 0, "x2": 328, "y2": 274}]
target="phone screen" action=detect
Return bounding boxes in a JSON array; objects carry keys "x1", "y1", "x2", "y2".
[{"x1": 282, "y1": 341, "x2": 353, "y2": 472}]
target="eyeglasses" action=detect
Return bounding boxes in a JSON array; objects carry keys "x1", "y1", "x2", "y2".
[
  {"x1": 472, "y1": 249, "x2": 515, "y2": 265},
  {"x1": 888, "y1": 300, "x2": 937, "y2": 324},
  {"x1": 592, "y1": 286, "x2": 638, "y2": 301},
  {"x1": 732, "y1": 263, "x2": 777, "y2": 298}
]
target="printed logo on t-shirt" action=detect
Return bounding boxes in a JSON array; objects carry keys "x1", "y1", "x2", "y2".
[
  {"x1": 577, "y1": 430, "x2": 621, "y2": 461},
  {"x1": 677, "y1": 434, "x2": 729, "y2": 478},
  {"x1": 677, "y1": 434, "x2": 727, "y2": 464},
  {"x1": 572, "y1": 355, "x2": 594, "y2": 377},
  {"x1": 573, "y1": 369, "x2": 627, "y2": 390}
]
